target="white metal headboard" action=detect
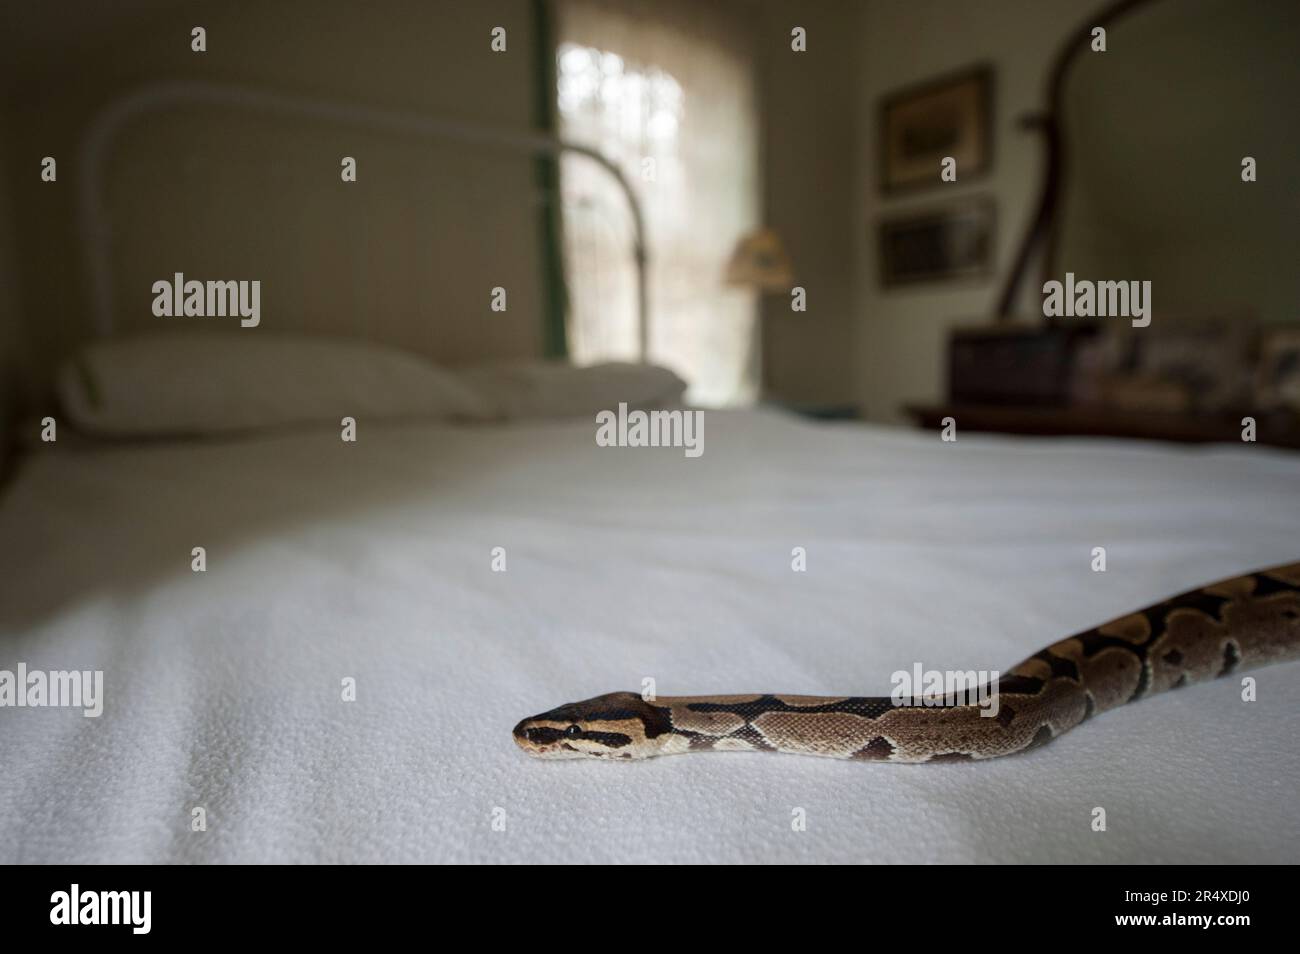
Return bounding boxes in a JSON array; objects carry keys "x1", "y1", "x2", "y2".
[{"x1": 77, "y1": 80, "x2": 648, "y2": 357}]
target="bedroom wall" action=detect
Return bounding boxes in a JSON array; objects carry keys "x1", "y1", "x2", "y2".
[
  {"x1": 1057, "y1": 0, "x2": 1300, "y2": 328},
  {"x1": 2, "y1": 0, "x2": 545, "y2": 407},
  {"x1": 0, "y1": 104, "x2": 23, "y2": 469},
  {"x1": 852, "y1": 0, "x2": 1113, "y2": 423},
  {"x1": 754, "y1": 0, "x2": 858, "y2": 408}
]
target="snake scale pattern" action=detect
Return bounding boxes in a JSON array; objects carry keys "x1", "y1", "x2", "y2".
[{"x1": 514, "y1": 561, "x2": 1300, "y2": 762}]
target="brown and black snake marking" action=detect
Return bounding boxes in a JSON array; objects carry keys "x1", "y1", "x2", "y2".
[{"x1": 513, "y1": 562, "x2": 1300, "y2": 763}]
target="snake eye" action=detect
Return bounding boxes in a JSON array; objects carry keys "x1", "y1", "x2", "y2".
[{"x1": 564, "y1": 724, "x2": 582, "y2": 738}]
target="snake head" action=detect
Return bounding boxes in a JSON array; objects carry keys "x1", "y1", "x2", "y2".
[{"x1": 513, "y1": 691, "x2": 672, "y2": 760}]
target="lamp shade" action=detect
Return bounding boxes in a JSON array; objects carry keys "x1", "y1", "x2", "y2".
[{"x1": 725, "y1": 227, "x2": 794, "y2": 292}]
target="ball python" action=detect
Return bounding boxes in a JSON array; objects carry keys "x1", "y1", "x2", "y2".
[{"x1": 513, "y1": 561, "x2": 1300, "y2": 762}]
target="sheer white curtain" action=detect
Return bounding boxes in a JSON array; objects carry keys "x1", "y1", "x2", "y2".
[{"x1": 555, "y1": 0, "x2": 759, "y2": 406}]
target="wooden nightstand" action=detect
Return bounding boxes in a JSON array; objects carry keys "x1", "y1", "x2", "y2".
[{"x1": 904, "y1": 403, "x2": 1300, "y2": 450}]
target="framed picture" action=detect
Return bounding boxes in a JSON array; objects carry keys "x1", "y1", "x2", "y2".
[
  {"x1": 880, "y1": 65, "x2": 992, "y2": 193},
  {"x1": 879, "y1": 197, "x2": 995, "y2": 287},
  {"x1": 1256, "y1": 328, "x2": 1300, "y2": 412}
]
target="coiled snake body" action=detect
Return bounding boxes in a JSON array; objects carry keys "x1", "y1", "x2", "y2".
[{"x1": 514, "y1": 562, "x2": 1300, "y2": 762}]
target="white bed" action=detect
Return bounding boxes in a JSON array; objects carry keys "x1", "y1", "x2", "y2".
[{"x1": 2, "y1": 408, "x2": 1298, "y2": 863}]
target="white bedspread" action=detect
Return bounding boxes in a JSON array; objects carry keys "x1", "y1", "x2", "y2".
[{"x1": 2, "y1": 409, "x2": 1298, "y2": 863}]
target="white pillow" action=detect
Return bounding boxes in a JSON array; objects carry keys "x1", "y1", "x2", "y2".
[
  {"x1": 57, "y1": 333, "x2": 496, "y2": 437},
  {"x1": 457, "y1": 360, "x2": 688, "y2": 420}
]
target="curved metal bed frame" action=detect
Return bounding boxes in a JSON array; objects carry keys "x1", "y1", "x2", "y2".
[{"x1": 77, "y1": 80, "x2": 649, "y2": 357}]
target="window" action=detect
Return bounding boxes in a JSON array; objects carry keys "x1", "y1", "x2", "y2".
[{"x1": 555, "y1": 0, "x2": 759, "y2": 406}]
